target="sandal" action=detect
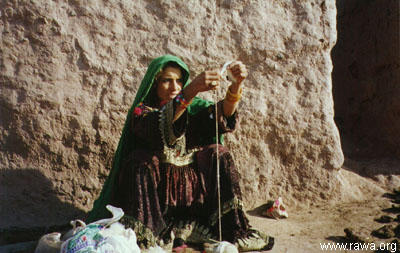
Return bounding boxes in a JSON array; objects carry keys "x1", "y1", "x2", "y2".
[
  {"x1": 235, "y1": 230, "x2": 274, "y2": 252},
  {"x1": 171, "y1": 220, "x2": 196, "y2": 249},
  {"x1": 187, "y1": 223, "x2": 215, "y2": 244}
]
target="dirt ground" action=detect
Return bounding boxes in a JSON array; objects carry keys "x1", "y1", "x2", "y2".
[
  {"x1": 175, "y1": 157, "x2": 400, "y2": 253},
  {"x1": 248, "y1": 198, "x2": 391, "y2": 252},
  {"x1": 246, "y1": 157, "x2": 400, "y2": 253},
  {"x1": 4, "y1": 157, "x2": 399, "y2": 253}
]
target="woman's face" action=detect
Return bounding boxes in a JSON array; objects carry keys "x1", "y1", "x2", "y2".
[{"x1": 156, "y1": 66, "x2": 183, "y2": 102}]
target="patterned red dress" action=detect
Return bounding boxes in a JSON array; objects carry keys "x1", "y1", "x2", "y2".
[{"x1": 110, "y1": 99, "x2": 252, "y2": 246}]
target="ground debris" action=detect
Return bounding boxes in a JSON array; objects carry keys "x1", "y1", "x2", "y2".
[
  {"x1": 372, "y1": 225, "x2": 396, "y2": 239},
  {"x1": 383, "y1": 205, "x2": 400, "y2": 214},
  {"x1": 344, "y1": 228, "x2": 374, "y2": 243},
  {"x1": 393, "y1": 188, "x2": 400, "y2": 196},
  {"x1": 375, "y1": 215, "x2": 395, "y2": 223},
  {"x1": 392, "y1": 196, "x2": 400, "y2": 205}
]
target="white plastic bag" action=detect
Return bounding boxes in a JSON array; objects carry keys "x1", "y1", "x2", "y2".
[
  {"x1": 35, "y1": 232, "x2": 63, "y2": 253},
  {"x1": 204, "y1": 241, "x2": 238, "y2": 253},
  {"x1": 100, "y1": 222, "x2": 140, "y2": 253},
  {"x1": 59, "y1": 205, "x2": 140, "y2": 253}
]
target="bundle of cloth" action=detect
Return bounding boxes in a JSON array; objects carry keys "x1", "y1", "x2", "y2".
[
  {"x1": 35, "y1": 204, "x2": 237, "y2": 253},
  {"x1": 35, "y1": 205, "x2": 144, "y2": 253}
]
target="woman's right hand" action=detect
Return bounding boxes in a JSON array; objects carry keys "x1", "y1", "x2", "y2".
[
  {"x1": 175, "y1": 70, "x2": 220, "y2": 122},
  {"x1": 189, "y1": 70, "x2": 222, "y2": 93},
  {"x1": 180, "y1": 70, "x2": 221, "y2": 113}
]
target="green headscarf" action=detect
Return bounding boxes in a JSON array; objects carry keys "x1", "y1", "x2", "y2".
[{"x1": 87, "y1": 55, "x2": 216, "y2": 221}]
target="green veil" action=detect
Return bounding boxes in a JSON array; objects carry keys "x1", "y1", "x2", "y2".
[{"x1": 87, "y1": 55, "x2": 216, "y2": 221}]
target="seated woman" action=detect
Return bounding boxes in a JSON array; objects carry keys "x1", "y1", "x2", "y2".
[{"x1": 87, "y1": 55, "x2": 274, "y2": 251}]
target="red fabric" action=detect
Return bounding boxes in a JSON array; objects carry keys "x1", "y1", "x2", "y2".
[{"x1": 111, "y1": 102, "x2": 251, "y2": 243}]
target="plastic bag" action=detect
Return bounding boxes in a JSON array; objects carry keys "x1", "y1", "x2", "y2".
[
  {"x1": 262, "y1": 197, "x2": 288, "y2": 219},
  {"x1": 59, "y1": 205, "x2": 140, "y2": 253},
  {"x1": 100, "y1": 222, "x2": 140, "y2": 253},
  {"x1": 35, "y1": 232, "x2": 63, "y2": 253},
  {"x1": 204, "y1": 241, "x2": 238, "y2": 253},
  {"x1": 60, "y1": 223, "x2": 105, "y2": 253}
]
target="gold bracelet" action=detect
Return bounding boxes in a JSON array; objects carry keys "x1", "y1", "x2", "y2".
[{"x1": 225, "y1": 87, "x2": 243, "y2": 104}]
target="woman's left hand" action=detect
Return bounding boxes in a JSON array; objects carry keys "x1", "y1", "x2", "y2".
[
  {"x1": 222, "y1": 61, "x2": 248, "y2": 117},
  {"x1": 227, "y1": 61, "x2": 248, "y2": 86}
]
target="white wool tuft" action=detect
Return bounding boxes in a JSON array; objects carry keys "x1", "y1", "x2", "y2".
[
  {"x1": 100, "y1": 222, "x2": 126, "y2": 237},
  {"x1": 146, "y1": 245, "x2": 167, "y2": 253}
]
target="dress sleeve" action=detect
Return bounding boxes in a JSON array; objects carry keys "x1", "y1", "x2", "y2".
[
  {"x1": 131, "y1": 100, "x2": 188, "y2": 150},
  {"x1": 186, "y1": 100, "x2": 239, "y2": 147}
]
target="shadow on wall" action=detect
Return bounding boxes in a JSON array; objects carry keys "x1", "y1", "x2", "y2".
[
  {"x1": 332, "y1": 0, "x2": 400, "y2": 160},
  {"x1": 0, "y1": 168, "x2": 86, "y2": 245},
  {"x1": 342, "y1": 158, "x2": 400, "y2": 179}
]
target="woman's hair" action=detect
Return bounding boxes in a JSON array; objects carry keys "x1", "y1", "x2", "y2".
[{"x1": 144, "y1": 61, "x2": 185, "y2": 107}]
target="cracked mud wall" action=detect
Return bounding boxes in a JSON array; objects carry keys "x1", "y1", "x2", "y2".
[{"x1": 0, "y1": 0, "x2": 345, "y2": 228}]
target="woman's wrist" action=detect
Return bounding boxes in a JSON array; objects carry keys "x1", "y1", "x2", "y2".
[
  {"x1": 223, "y1": 87, "x2": 241, "y2": 117},
  {"x1": 182, "y1": 84, "x2": 198, "y2": 103},
  {"x1": 228, "y1": 83, "x2": 243, "y2": 95},
  {"x1": 225, "y1": 86, "x2": 242, "y2": 104},
  {"x1": 173, "y1": 87, "x2": 196, "y2": 122},
  {"x1": 175, "y1": 92, "x2": 192, "y2": 109}
]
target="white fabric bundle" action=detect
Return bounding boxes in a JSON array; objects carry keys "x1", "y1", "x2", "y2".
[
  {"x1": 35, "y1": 205, "x2": 146, "y2": 253},
  {"x1": 35, "y1": 232, "x2": 63, "y2": 253},
  {"x1": 204, "y1": 241, "x2": 238, "y2": 253}
]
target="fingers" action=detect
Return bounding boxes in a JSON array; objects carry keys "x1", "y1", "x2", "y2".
[
  {"x1": 205, "y1": 70, "x2": 222, "y2": 81},
  {"x1": 209, "y1": 83, "x2": 219, "y2": 90},
  {"x1": 207, "y1": 80, "x2": 220, "y2": 90},
  {"x1": 205, "y1": 70, "x2": 222, "y2": 89},
  {"x1": 228, "y1": 61, "x2": 248, "y2": 80},
  {"x1": 193, "y1": 62, "x2": 248, "y2": 93}
]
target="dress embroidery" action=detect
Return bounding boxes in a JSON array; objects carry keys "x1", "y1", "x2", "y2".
[{"x1": 158, "y1": 100, "x2": 199, "y2": 166}]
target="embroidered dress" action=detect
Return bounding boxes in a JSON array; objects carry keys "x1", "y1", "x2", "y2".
[
  {"x1": 87, "y1": 55, "x2": 273, "y2": 250},
  {"x1": 112, "y1": 99, "x2": 251, "y2": 245}
]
